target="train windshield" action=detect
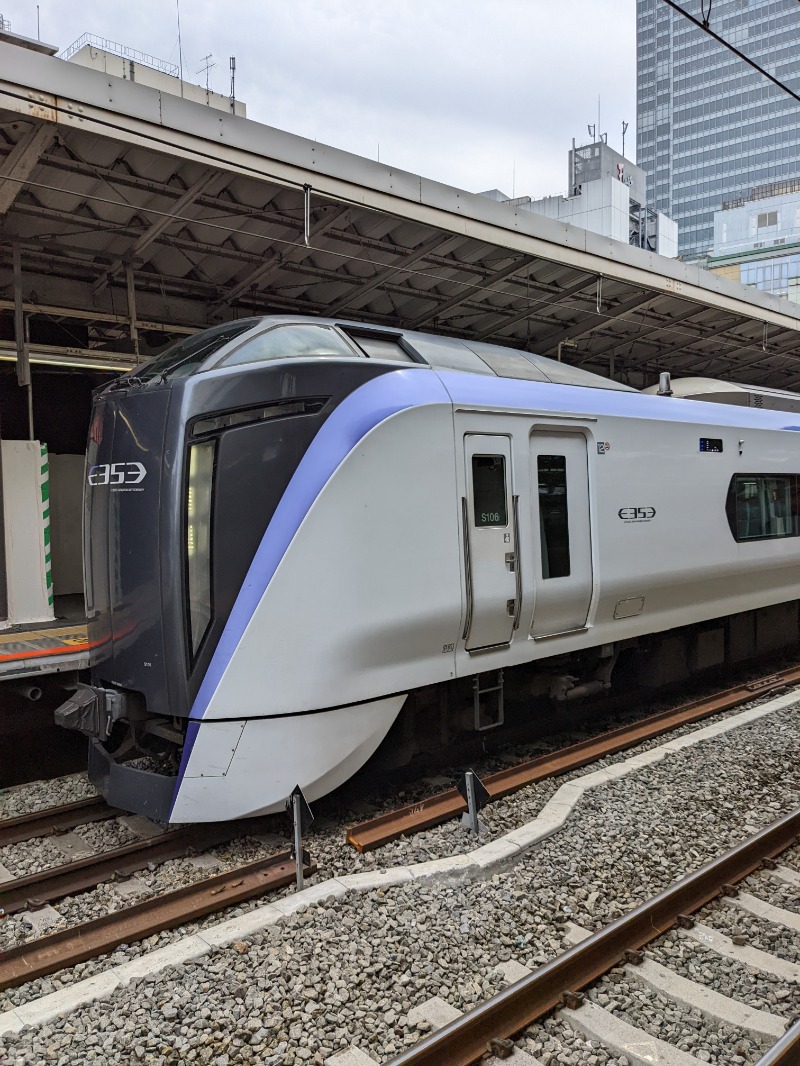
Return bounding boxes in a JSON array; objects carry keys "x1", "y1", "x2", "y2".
[
  {"x1": 218, "y1": 324, "x2": 358, "y2": 367},
  {"x1": 134, "y1": 319, "x2": 261, "y2": 383}
]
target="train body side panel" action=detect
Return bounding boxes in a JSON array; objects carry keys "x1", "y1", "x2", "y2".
[
  {"x1": 199, "y1": 400, "x2": 461, "y2": 720},
  {"x1": 195, "y1": 378, "x2": 800, "y2": 723},
  {"x1": 587, "y1": 413, "x2": 800, "y2": 637}
]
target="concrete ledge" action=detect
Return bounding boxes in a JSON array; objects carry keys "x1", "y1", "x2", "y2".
[
  {"x1": 409, "y1": 854, "x2": 476, "y2": 879},
  {"x1": 467, "y1": 838, "x2": 521, "y2": 868},
  {"x1": 13, "y1": 970, "x2": 122, "y2": 1029},
  {"x1": 335, "y1": 867, "x2": 414, "y2": 892},
  {"x1": 112, "y1": 934, "x2": 210, "y2": 984}
]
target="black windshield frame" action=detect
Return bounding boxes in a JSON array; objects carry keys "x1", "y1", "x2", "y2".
[{"x1": 134, "y1": 320, "x2": 262, "y2": 383}]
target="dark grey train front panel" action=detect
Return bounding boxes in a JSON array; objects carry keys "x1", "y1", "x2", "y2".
[{"x1": 84, "y1": 355, "x2": 398, "y2": 722}]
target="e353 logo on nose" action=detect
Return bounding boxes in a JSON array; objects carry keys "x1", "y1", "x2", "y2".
[
  {"x1": 87, "y1": 462, "x2": 146, "y2": 486},
  {"x1": 618, "y1": 506, "x2": 656, "y2": 521}
]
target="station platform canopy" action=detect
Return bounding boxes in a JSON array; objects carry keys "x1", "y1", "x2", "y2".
[{"x1": 2, "y1": 39, "x2": 800, "y2": 389}]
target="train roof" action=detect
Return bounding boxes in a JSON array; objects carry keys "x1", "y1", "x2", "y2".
[
  {"x1": 642, "y1": 376, "x2": 800, "y2": 413},
  {"x1": 133, "y1": 315, "x2": 636, "y2": 394}
]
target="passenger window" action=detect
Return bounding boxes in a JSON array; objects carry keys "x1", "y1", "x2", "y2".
[
  {"x1": 220, "y1": 324, "x2": 357, "y2": 366},
  {"x1": 538, "y1": 455, "x2": 571, "y2": 578},
  {"x1": 726, "y1": 474, "x2": 800, "y2": 541},
  {"x1": 472, "y1": 455, "x2": 508, "y2": 527}
]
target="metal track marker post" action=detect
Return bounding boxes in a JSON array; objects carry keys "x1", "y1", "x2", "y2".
[
  {"x1": 286, "y1": 785, "x2": 314, "y2": 890},
  {"x1": 457, "y1": 769, "x2": 489, "y2": 836}
]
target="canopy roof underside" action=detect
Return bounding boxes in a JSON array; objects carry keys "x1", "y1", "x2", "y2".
[{"x1": 1, "y1": 43, "x2": 799, "y2": 388}]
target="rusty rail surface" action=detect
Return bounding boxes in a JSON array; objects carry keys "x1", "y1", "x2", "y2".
[
  {"x1": 0, "y1": 822, "x2": 239, "y2": 914},
  {"x1": 348, "y1": 665, "x2": 800, "y2": 852},
  {"x1": 0, "y1": 796, "x2": 117, "y2": 848},
  {"x1": 385, "y1": 806, "x2": 800, "y2": 1066},
  {"x1": 0, "y1": 851, "x2": 313, "y2": 990},
  {"x1": 754, "y1": 1017, "x2": 800, "y2": 1065}
]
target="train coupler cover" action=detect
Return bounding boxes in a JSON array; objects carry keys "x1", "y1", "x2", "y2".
[{"x1": 54, "y1": 682, "x2": 124, "y2": 741}]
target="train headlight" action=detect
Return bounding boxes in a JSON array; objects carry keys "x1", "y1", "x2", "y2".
[{"x1": 186, "y1": 440, "x2": 215, "y2": 656}]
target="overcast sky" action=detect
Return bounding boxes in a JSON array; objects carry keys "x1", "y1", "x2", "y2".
[{"x1": 4, "y1": 0, "x2": 636, "y2": 199}]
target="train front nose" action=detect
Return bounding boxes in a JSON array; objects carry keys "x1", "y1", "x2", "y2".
[
  {"x1": 55, "y1": 383, "x2": 185, "y2": 821},
  {"x1": 83, "y1": 386, "x2": 174, "y2": 715}
]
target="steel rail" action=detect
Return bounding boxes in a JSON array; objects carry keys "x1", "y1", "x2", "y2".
[
  {"x1": 754, "y1": 1017, "x2": 800, "y2": 1065},
  {"x1": 0, "y1": 822, "x2": 239, "y2": 914},
  {"x1": 0, "y1": 850, "x2": 313, "y2": 990},
  {"x1": 385, "y1": 806, "x2": 800, "y2": 1066},
  {"x1": 348, "y1": 665, "x2": 800, "y2": 851},
  {"x1": 0, "y1": 796, "x2": 117, "y2": 848}
]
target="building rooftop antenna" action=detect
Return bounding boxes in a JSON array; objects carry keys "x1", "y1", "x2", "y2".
[{"x1": 197, "y1": 53, "x2": 217, "y2": 93}]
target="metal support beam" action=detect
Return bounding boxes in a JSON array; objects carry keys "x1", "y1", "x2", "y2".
[
  {"x1": 536, "y1": 292, "x2": 657, "y2": 355},
  {"x1": 94, "y1": 172, "x2": 225, "y2": 295},
  {"x1": 583, "y1": 305, "x2": 717, "y2": 362},
  {"x1": 212, "y1": 204, "x2": 350, "y2": 310},
  {"x1": 325, "y1": 232, "x2": 459, "y2": 317},
  {"x1": 474, "y1": 273, "x2": 595, "y2": 342},
  {"x1": 12, "y1": 242, "x2": 33, "y2": 439},
  {"x1": 648, "y1": 319, "x2": 759, "y2": 371},
  {"x1": 125, "y1": 265, "x2": 140, "y2": 360},
  {"x1": 410, "y1": 256, "x2": 530, "y2": 330},
  {"x1": 0, "y1": 121, "x2": 54, "y2": 216},
  {"x1": 0, "y1": 298, "x2": 196, "y2": 335}
]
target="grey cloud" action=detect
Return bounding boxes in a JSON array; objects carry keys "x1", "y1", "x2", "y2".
[{"x1": 6, "y1": 0, "x2": 636, "y2": 197}]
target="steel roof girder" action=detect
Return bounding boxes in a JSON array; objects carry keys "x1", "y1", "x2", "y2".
[
  {"x1": 536, "y1": 291, "x2": 659, "y2": 354},
  {"x1": 324, "y1": 231, "x2": 458, "y2": 317},
  {"x1": 409, "y1": 254, "x2": 532, "y2": 330},
  {"x1": 212, "y1": 203, "x2": 352, "y2": 310},
  {"x1": 0, "y1": 119, "x2": 55, "y2": 215},
  {"x1": 474, "y1": 273, "x2": 598, "y2": 343}
]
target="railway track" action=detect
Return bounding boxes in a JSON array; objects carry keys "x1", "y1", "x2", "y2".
[
  {"x1": 0, "y1": 821, "x2": 239, "y2": 914},
  {"x1": 380, "y1": 807, "x2": 800, "y2": 1066},
  {"x1": 0, "y1": 796, "x2": 117, "y2": 848},
  {"x1": 0, "y1": 849, "x2": 314, "y2": 990},
  {"x1": 347, "y1": 664, "x2": 800, "y2": 851}
]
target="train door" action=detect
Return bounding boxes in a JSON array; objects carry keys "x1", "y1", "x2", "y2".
[
  {"x1": 462, "y1": 434, "x2": 519, "y2": 651},
  {"x1": 530, "y1": 431, "x2": 592, "y2": 638}
]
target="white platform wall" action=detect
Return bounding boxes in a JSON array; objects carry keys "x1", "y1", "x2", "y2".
[
  {"x1": 1, "y1": 440, "x2": 54, "y2": 626},
  {"x1": 49, "y1": 453, "x2": 85, "y2": 597}
]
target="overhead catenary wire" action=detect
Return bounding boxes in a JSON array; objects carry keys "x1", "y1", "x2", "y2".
[{"x1": 660, "y1": 0, "x2": 800, "y2": 106}]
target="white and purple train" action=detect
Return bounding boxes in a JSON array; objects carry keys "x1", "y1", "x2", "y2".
[{"x1": 55, "y1": 316, "x2": 800, "y2": 822}]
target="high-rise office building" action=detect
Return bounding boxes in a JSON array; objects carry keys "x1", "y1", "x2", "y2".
[{"x1": 636, "y1": 0, "x2": 800, "y2": 260}]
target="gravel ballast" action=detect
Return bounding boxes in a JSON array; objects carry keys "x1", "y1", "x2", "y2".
[{"x1": 1, "y1": 691, "x2": 799, "y2": 1063}]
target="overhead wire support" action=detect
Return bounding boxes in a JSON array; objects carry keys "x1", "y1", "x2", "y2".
[{"x1": 660, "y1": 0, "x2": 800, "y2": 106}]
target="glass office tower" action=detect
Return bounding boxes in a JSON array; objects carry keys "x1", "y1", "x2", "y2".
[{"x1": 636, "y1": 0, "x2": 800, "y2": 259}]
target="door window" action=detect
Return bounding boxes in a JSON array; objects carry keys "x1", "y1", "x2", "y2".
[
  {"x1": 472, "y1": 455, "x2": 508, "y2": 527},
  {"x1": 538, "y1": 454, "x2": 571, "y2": 578}
]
